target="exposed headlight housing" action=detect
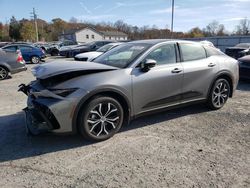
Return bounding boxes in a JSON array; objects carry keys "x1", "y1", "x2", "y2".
[{"x1": 49, "y1": 88, "x2": 78, "y2": 97}]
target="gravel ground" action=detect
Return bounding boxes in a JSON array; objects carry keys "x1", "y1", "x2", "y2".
[{"x1": 0, "y1": 60, "x2": 249, "y2": 188}]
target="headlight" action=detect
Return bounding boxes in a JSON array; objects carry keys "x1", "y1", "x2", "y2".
[{"x1": 49, "y1": 88, "x2": 78, "y2": 97}]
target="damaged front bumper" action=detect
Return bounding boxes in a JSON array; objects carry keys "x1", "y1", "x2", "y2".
[
  {"x1": 23, "y1": 98, "x2": 61, "y2": 135},
  {"x1": 19, "y1": 83, "x2": 83, "y2": 135}
]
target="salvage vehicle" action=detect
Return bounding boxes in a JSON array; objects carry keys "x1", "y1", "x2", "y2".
[
  {"x1": 225, "y1": 43, "x2": 250, "y2": 59},
  {"x1": 19, "y1": 39, "x2": 239, "y2": 141},
  {"x1": 238, "y1": 55, "x2": 250, "y2": 80},
  {"x1": 2, "y1": 44, "x2": 45, "y2": 64},
  {"x1": 0, "y1": 49, "x2": 26, "y2": 80},
  {"x1": 74, "y1": 42, "x2": 122, "y2": 61}
]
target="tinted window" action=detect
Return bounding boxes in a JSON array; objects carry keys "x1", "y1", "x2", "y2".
[
  {"x1": 144, "y1": 44, "x2": 176, "y2": 65},
  {"x1": 3, "y1": 46, "x2": 17, "y2": 52},
  {"x1": 180, "y1": 43, "x2": 206, "y2": 61},
  {"x1": 19, "y1": 46, "x2": 32, "y2": 50}
]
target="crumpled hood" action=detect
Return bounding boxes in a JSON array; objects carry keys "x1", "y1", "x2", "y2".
[{"x1": 32, "y1": 60, "x2": 118, "y2": 79}]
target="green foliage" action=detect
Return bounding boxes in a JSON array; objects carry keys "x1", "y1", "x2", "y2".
[
  {"x1": 9, "y1": 16, "x2": 21, "y2": 41},
  {"x1": 20, "y1": 22, "x2": 36, "y2": 42}
]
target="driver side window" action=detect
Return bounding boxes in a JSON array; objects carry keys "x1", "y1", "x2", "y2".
[{"x1": 144, "y1": 43, "x2": 177, "y2": 65}]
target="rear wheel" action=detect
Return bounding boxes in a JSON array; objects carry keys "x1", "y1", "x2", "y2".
[
  {"x1": 31, "y1": 56, "x2": 40, "y2": 64},
  {"x1": 207, "y1": 78, "x2": 230, "y2": 110},
  {"x1": 0, "y1": 66, "x2": 8, "y2": 80},
  {"x1": 78, "y1": 96, "x2": 124, "y2": 141}
]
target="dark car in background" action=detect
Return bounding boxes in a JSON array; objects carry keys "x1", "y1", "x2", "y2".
[
  {"x1": 47, "y1": 40, "x2": 78, "y2": 56},
  {"x1": 238, "y1": 55, "x2": 250, "y2": 80},
  {"x1": 2, "y1": 44, "x2": 45, "y2": 64},
  {"x1": 74, "y1": 42, "x2": 123, "y2": 61},
  {"x1": 0, "y1": 49, "x2": 26, "y2": 80},
  {"x1": 225, "y1": 43, "x2": 250, "y2": 59},
  {"x1": 59, "y1": 41, "x2": 114, "y2": 57}
]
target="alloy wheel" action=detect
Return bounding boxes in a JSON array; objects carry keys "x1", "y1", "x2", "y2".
[
  {"x1": 31, "y1": 56, "x2": 40, "y2": 64},
  {"x1": 87, "y1": 102, "x2": 121, "y2": 137},
  {"x1": 0, "y1": 67, "x2": 8, "y2": 80},
  {"x1": 212, "y1": 80, "x2": 229, "y2": 108}
]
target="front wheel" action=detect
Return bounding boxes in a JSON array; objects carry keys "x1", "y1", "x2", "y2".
[
  {"x1": 31, "y1": 56, "x2": 40, "y2": 64},
  {"x1": 78, "y1": 96, "x2": 124, "y2": 141},
  {"x1": 207, "y1": 78, "x2": 230, "y2": 110}
]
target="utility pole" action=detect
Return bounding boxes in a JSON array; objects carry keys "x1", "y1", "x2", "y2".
[
  {"x1": 30, "y1": 8, "x2": 39, "y2": 42},
  {"x1": 171, "y1": 0, "x2": 175, "y2": 38}
]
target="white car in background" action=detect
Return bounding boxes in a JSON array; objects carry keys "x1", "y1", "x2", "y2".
[{"x1": 74, "y1": 42, "x2": 123, "y2": 61}]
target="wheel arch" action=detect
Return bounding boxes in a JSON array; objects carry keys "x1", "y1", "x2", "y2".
[
  {"x1": 72, "y1": 88, "x2": 131, "y2": 133},
  {"x1": 208, "y1": 71, "x2": 234, "y2": 98},
  {"x1": 0, "y1": 64, "x2": 10, "y2": 72}
]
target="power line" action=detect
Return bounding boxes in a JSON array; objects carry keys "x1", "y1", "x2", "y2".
[{"x1": 30, "y1": 8, "x2": 39, "y2": 42}]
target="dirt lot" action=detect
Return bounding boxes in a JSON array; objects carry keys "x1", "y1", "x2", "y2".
[{"x1": 0, "y1": 60, "x2": 249, "y2": 188}]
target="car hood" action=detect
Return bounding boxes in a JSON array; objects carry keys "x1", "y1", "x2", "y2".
[
  {"x1": 32, "y1": 60, "x2": 118, "y2": 79},
  {"x1": 75, "y1": 51, "x2": 103, "y2": 59},
  {"x1": 226, "y1": 47, "x2": 247, "y2": 50},
  {"x1": 238, "y1": 55, "x2": 250, "y2": 62}
]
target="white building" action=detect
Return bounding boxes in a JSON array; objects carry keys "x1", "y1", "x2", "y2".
[{"x1": 59, "y1": 27, "x2": 128, "y2": 43}]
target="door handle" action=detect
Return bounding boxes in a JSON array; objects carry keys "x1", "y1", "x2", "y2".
[
  {"x1": 171, "y1": 68, "x2": 182, "y2": 73},
  {"x1": 208, "y1": 63, "x2": 216, "y2": 67}
]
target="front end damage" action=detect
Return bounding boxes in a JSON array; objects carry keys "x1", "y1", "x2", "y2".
[
  {"x1": 19, "y1": 83, "x2": 62, "y2": 135},
  {"x1": 18, "y1": 82, "x2": 83, "y2": 135}
]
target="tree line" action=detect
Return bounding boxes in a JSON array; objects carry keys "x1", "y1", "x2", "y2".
[{"x1": 0, "y1": 16, "x2": 249, "y2": 42}]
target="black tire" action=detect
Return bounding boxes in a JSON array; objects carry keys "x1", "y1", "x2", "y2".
[
  {"x1": 31, "y1": 56, "x2": 40, "y2": 64},
  {"x1": 78, "y1": 96, "x2": 124, "y2": 142},
  {"x1": 50, "y1": 49, "x2": 59, "y2": 56},
  {"x1": 0, "y1": 66, "x2": 9, "y2": 80},
  {"x1": 207, "y1": 78, "x2": 231, "y2": 110}
]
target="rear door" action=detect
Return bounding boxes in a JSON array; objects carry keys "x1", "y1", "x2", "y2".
[
  {"x1": 18, "y1": 45, "x2": 33, "y2": 61},
  {"x1": 178, "y1": 42, "x2": 218, "y2": 102}
]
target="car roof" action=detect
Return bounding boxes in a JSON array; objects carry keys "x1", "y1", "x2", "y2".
[
  {"x1": 3, "y1": 44, "x2": 34, "y2": 48},
  {"x1": 128, "y1": 39, "x2": 198, "y2": 45}
]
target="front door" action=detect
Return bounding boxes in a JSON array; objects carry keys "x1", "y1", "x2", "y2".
[{"x1": 132, "y1": 43, "x2": 183, "y2": 115}]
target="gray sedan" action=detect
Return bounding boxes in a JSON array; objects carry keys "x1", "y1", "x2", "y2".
[
  {"x1": 19, "y1": 39, "x2": 239, "y2": 141},
  {"x1": 0, "y1": 49, "x2": 27, "y2": 80}
]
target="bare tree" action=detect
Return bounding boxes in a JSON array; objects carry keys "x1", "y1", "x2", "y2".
[{"x1": 235, "y1": 18, "x2": 250, "y2": 35}]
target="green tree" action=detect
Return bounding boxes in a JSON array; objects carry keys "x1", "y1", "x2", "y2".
[
  {"x1": 188, "y1": 27, "x2": 204, "y2": 38},
  {"x1": 9, "y1": 16, "x2": 21, "y2": 41},
  {"x1": 20, "y1": 22, "x2": 36, "y2": 42}
]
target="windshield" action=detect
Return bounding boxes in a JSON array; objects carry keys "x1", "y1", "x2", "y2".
[
  {"x1": 94, "y1": 43, "x2": 151, "y2": 68},
  {"x1": 97, "y1": 44, "x2": 114, "y2": 52}
]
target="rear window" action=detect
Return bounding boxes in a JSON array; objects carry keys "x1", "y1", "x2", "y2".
[
  {"x1": 180, "y1": 43, "x2": 206, "y2": 61},
  {"x1": 205, "y1": 46, "x2": 224, "y2": 56}
]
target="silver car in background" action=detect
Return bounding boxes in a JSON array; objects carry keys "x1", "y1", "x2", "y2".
[{"x1": 19, "y1": 39, "x2": 239, "y2": 141}]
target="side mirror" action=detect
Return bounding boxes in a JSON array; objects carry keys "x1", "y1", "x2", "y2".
[{"x1": 141, "y1": 59, "x2": 157, "y2": 72}]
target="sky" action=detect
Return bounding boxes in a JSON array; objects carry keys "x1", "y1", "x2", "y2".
[{"x1": 0, "y1": 0, "x2": 249, "y2": 32}]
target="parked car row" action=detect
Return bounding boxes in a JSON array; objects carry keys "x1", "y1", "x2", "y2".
[
  {"x1": 59, "y1": 40, "x2": 115, "y2": 58},
  {"x1": 74, "y1": 42, "x2": 123, "y2": 61}
]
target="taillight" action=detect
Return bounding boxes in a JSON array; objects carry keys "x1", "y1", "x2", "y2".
[{"x1": 17, "y1": 53, "x2": 25, "y2": 64}]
